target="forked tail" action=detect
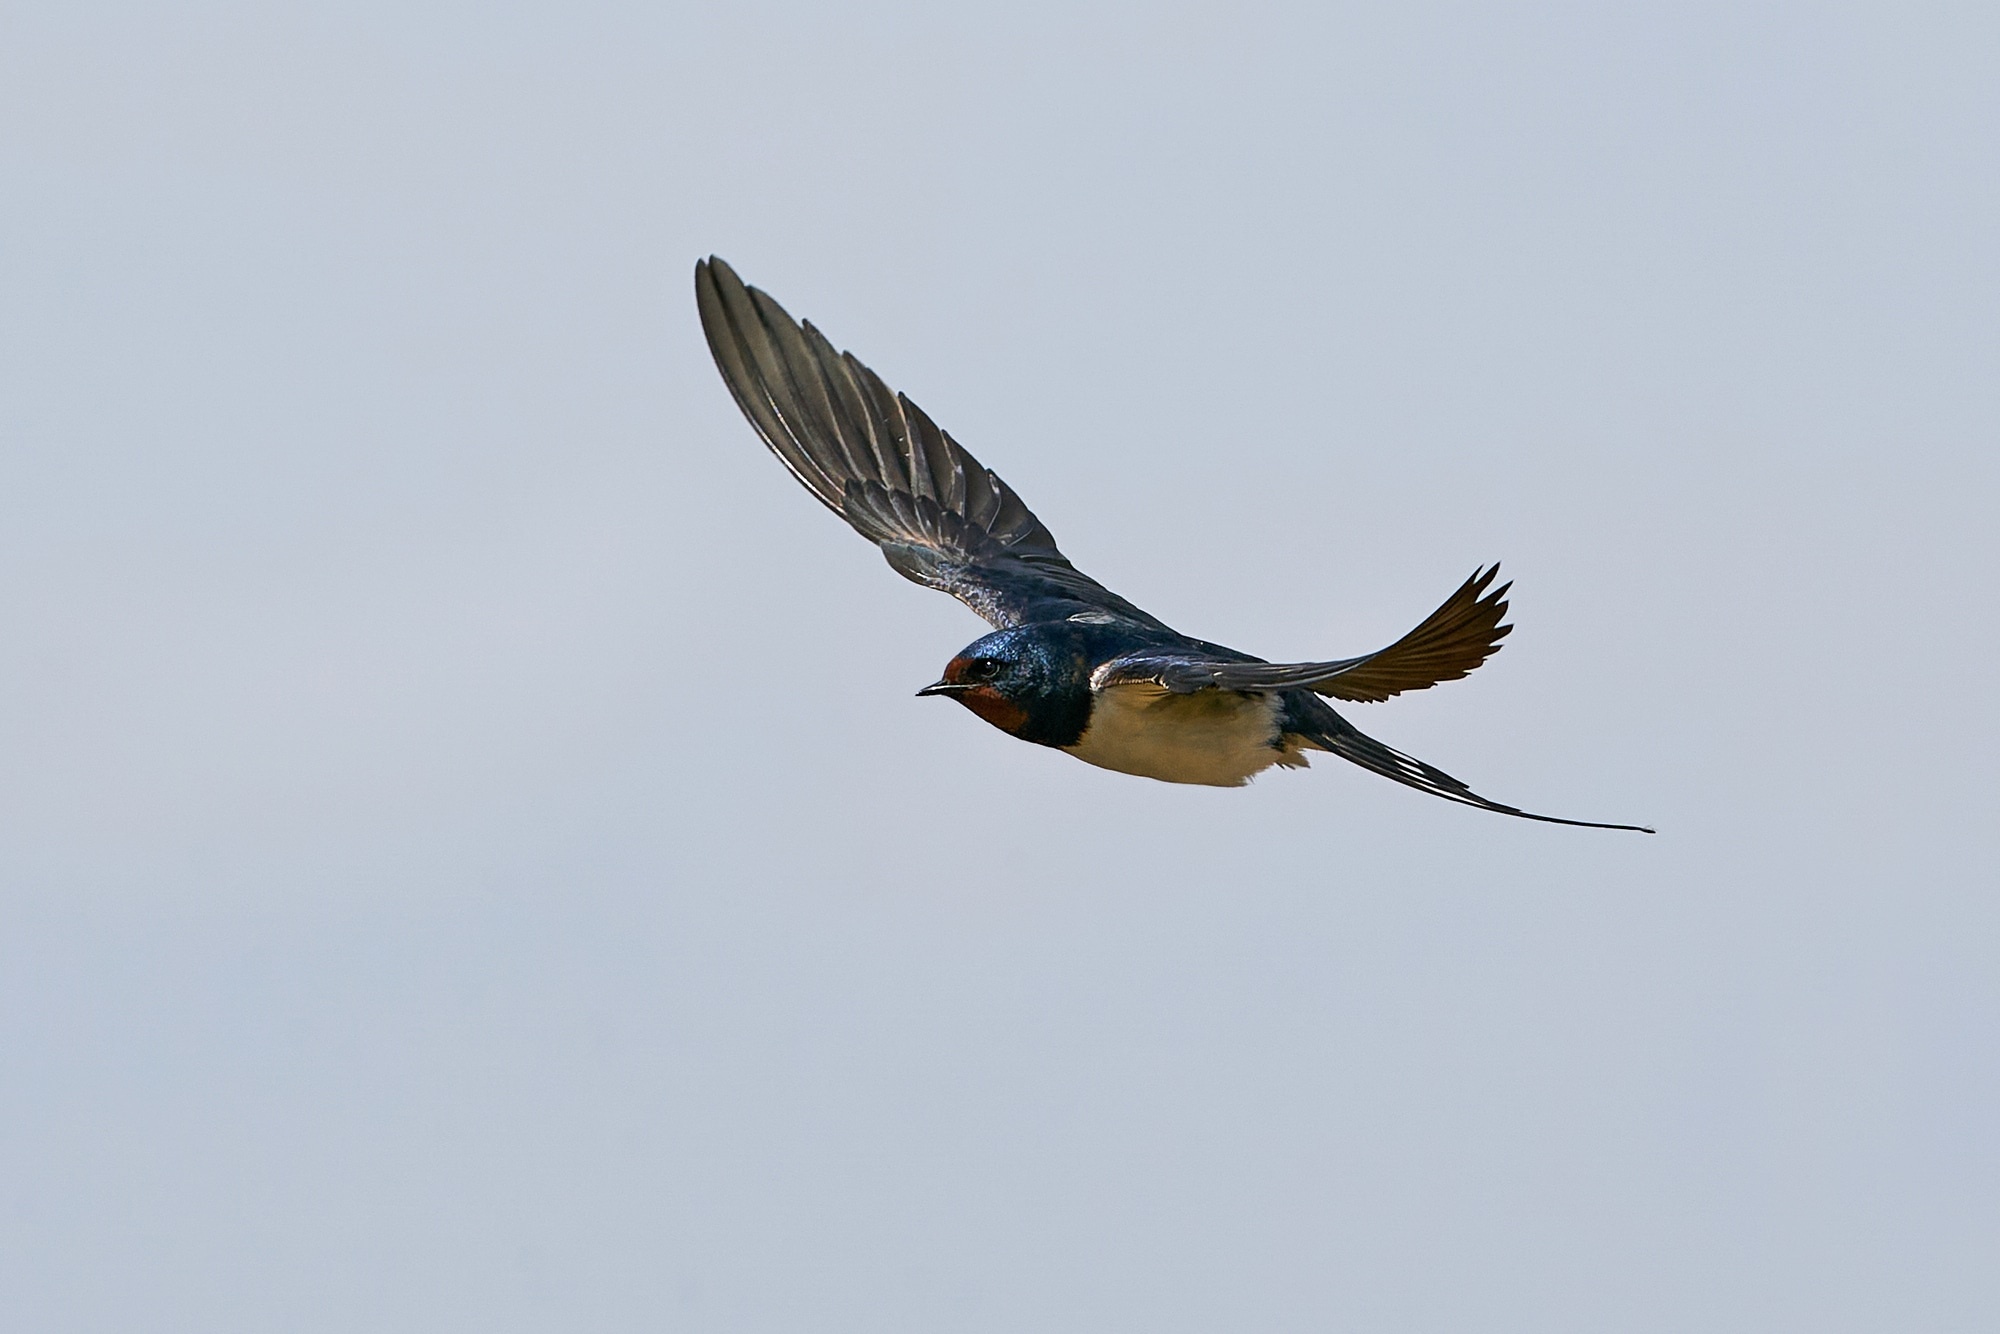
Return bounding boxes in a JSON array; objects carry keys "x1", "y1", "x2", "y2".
[{"x1": 1284, "y1": 694, "x2": 1653, "y2": 833}]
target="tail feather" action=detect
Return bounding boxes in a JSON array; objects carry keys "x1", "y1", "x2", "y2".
[{"x1": 1285, "y1": 694, "x2": 1653, "y2": 833}]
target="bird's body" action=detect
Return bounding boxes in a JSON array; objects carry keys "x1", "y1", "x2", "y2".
[
  {"x1": 1068, "y1": 680, "x2": 1298, "y2": 788},
  {"x1": 695, "y1": 257, "x2": 1649, "y2": 831},
  {"x1": 921, "y1": 617, "x2": 1306, "y2": 787}
]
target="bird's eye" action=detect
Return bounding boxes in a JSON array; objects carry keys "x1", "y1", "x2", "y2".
[{"x1": 968, "y1": 658, "x2": 999, "y2": 681}]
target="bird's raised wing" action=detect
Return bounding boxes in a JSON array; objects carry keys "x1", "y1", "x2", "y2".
[
  {"x1": 1094, "y1": 566, "x2": 1512, "y2": 701},
  {"x1": 697, "y1": 257, "x2": 1171, "y2": 632}
]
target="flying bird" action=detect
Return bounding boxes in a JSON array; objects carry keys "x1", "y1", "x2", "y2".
[{"x1": 696, "y1": 257, "x2": 1649, "y2": 832}]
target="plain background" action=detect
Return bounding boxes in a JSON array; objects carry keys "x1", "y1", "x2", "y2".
[{"x1": 3, "y1": 2, "x2": 1996, "y2": 1330}]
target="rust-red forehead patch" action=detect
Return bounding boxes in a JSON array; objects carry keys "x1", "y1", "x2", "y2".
[{"x1": 957, "y1": 684, "x2": 1028, "y2": 734}]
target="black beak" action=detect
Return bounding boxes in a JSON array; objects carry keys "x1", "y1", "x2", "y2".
[{"x1": 916, "y1": 680, "x2": 967, "y2": 697}]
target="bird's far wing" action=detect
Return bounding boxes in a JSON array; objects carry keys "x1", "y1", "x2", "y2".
[
  {"x1": 696, "y1": 257, "x2": 1172, "y2": 632},
  {"x1": 1093, "y1": 566, "x2": 1512, "y2": 701}
]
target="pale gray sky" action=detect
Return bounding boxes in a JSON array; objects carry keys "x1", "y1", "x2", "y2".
[{"x1": 2, "y1": 2, "x2": 1996, "y2": 1330}]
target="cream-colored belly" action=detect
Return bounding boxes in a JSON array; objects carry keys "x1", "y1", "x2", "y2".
[{"x1": 1063, "y1": 683, "x2": 1304, "y2": 787}]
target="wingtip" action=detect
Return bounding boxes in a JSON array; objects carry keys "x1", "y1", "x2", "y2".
[{"x1": 695, "y1": 255, "x2": 746, "y2": 297}]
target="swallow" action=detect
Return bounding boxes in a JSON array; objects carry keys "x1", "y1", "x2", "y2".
[{"x1": 695, "y1": 257, "x2": 1650, "y2": 832}]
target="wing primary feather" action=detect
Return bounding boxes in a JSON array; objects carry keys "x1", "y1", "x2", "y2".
[
  {"x1": 800, "y1": 319, "x2": 907, "y2": 496},
  {"x1": 697, "y1": 262, "x2": 854, "y2": 514},
  {"x1": 841, "y1": 356, "x2": 931, "y2": 505},
  {"x1": 695, "y1": 264, "x2": 820, "y2": 501},
  {"x1": 748, "y1": 292, "x2": 877, "y2": 491}
]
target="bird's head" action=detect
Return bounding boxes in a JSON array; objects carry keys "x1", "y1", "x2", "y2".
[{"x1": 916, "y1": 627, "x2": 1092, "y2": 748}]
